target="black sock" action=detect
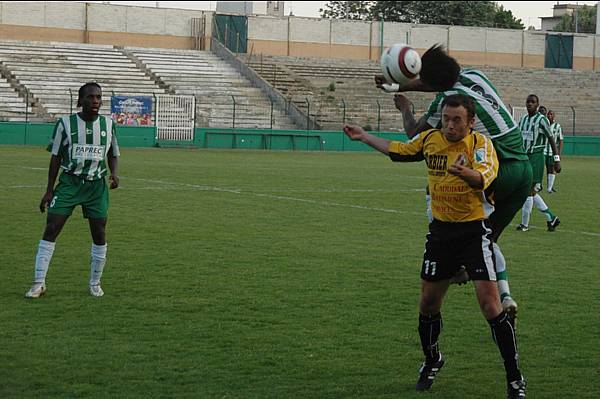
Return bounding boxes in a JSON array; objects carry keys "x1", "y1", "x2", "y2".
[
  {"x1": 418, "y1": 312, "x2": 442, "y2": 364},
  {"x1": 488, "y1": 311, "x2": 523, "y2": 382}
]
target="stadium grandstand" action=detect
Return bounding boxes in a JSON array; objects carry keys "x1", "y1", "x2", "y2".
[{"x1": 0, "y1": 1, "x2": 598, "y2": 138}]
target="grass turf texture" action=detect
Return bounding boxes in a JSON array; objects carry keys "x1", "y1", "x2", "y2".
[{"x1": 1, "y1": 145, "x2": 598, "y2": 398}]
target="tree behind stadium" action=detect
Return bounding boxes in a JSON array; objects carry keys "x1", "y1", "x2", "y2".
[
  {"x1": 319, "y1": 1, "x2": 525, "y2": 30},
  {"x1": 552, "y1": 5, "x2": 596, "y2": 34}
]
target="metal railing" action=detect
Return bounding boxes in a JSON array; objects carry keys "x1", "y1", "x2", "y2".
[{"x1": 2, "y1": 88, "x2": 600, "y2": 136}]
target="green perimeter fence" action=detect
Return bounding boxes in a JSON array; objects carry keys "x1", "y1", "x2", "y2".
[{"x1": 2, "y1": 122, "x2": 600, "y2": 156}]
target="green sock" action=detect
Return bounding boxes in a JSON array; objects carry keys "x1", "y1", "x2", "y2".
[
  {"x1": 497, "y1": 271, "x2": 511, "y2": 301},
  {"x1": 542, "y1": 208, "x2": 555, "y2": 221}
]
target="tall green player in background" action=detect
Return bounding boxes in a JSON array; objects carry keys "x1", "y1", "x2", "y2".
[
  {"x1": 25, "y1": 82, "x2": 120, "y2": 298},
  {"x1": 376, "y1": 45, "x2": 537, "y2": 320},
  {"x1": 516, "y1": 94, "x2": 561, "y2": 232}
]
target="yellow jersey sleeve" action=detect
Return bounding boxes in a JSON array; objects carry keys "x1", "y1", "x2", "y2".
[
  {"x1": 387, "y1": 130, "x2": 436, "y2": 162},
  {"x1": 471, "y1": 132, "x2": 499, "y2": 191}
]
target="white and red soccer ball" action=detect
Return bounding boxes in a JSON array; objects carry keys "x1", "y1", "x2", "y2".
[{"x1": 380, "y1": 43, "x2": 422, "y2": 87}]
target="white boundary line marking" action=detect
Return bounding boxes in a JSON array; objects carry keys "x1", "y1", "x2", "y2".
[
  {"x1": 130, "y1": 177, "x2": 424, "y2": 216},
  {"x1": 5, "y1": 174, "x2": 599, "y2": 237},
  {"x1": 128, "y1": 177, "x2": 600, "y2": 237}
]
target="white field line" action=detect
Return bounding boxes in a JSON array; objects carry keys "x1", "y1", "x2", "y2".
[
  {"x1": 130, "y1": 177, "x2": 424, "y2": 216},
  {"x1": 5, "y1": 173, "x2": 599, "y2": 237},
  {"x1": 128, "y1": 177, "x2": 600, "y2": 237}
]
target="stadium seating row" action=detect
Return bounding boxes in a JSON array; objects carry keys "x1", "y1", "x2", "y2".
[{"x1": 0, "y1": 39, "x2": 598, "y2": 134}]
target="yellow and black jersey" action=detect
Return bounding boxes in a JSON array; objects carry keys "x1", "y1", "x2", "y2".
[{"x1": 388, "y1": 129, "x2": 498, "y2": 222}]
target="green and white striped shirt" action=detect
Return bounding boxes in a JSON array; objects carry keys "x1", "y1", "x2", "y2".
[
  {"x1": 544, "y1": 122, "x2": 563, "y2": 156},
  {"x1": 425, "y1": 69, "x2": 528, "y2": 161},
  {"x1": 47, "y1": 114, "x2": 120, "y2": 180},
  {"x1": 518, "y1": 112, "x2": 552, "y2": 154}
]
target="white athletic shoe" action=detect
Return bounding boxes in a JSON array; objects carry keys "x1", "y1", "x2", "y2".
[
  {"x1": 502, "y1": 297, "x2": 518, "y2": 320},
  {"x1": 25, "y1": 282, "x2": 47, "y2": 298},
  {"x1": 89, "y1": 284, "x2": 104, "y2": 297}
]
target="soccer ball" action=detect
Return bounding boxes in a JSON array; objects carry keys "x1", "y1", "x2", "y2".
[{"x1": 380, "y1": 43, "x2": 422, "y2": 87}]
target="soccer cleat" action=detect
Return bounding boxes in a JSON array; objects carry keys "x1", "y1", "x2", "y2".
[
  {"x1": 89, "y1": 284, "x2": 104, "y2": 297},
  {"x1": 416, "y1": 354, "x2": 445, "y2": 391},
  {"x1": 25, "y1": 282, "x2": 46, "y2": 299},
  {"x1": 507, "y1": 379, "x2": 526, "y2": 399},
  {"x1": 516, "y1": 224, "x2": 529, "y2": 232},
  {"x1": 449, "y1": 266, "x2": 470, "y2": 285},
  {"x1": 547, "y1": 217, "x2": 560, "y2": 232},
  {"x1": 502, "y1": 297, "x2": 518, "y2": 321}
]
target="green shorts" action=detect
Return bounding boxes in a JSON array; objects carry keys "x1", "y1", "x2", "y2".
[
  {"x1": 488, "y1": 159, "x2": 532, "y2": 239},
  {"x1": 48, "y1": 173, "x2": 109, "y2": 219},
  {"x1": 527, "y1": 151, "x2": 545, "y2": 190},
  {"x1": 545, "y1": 155, "x2": 555, "y2": 173}
]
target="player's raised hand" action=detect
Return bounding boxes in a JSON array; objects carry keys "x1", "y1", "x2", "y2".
[
  {"x1": 448, "y1": 153, "x2": 468, "y2": 175},
  {"x1": 342, "y1": 124, "x2": 365, "y2": 141},
  {"x1": 393, "y1": 94, "x2": 412, "y2": 112},
  {"x1": 374, "y1": 75, "x2": 386, "y2": 89},
  {"x1": 39, "y1": 191, "x2": 53, "y2": 213}
]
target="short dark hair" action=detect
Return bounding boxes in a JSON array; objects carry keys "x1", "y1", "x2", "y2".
[
  {"x1": 420, "y1": 44, "x2": 460, "y2": 92},
  {"x1": 527, "y1": 94, "x2": 539, "y2": 103},
  {"x1": 77, "y1": 82, "x2": 102, "y2": 107},
  {"x1": 441, "y1": 94, "x2": 476, "y2": 120}
]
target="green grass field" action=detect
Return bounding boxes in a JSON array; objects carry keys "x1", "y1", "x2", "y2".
[{"x1": 1, "y1": 145, "x2": 599, "y2": 398}]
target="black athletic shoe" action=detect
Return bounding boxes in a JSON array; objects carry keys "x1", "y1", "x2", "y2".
[
  {"x1": 547, "y1": 217, "x2": 560, "y2": 232},
  {"x1": 516, "y1": 224, "x2": 529, "y2": 232},
  {"x1": 507, "y1": 379, "x2": 526, "y2": 399},
  {"x1": 415, "y1": 354, "x2": 445, "y2": 391}
]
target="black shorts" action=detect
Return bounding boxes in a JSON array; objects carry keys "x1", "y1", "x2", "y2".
[{"x1": 421, "y1": 219, "x2": 496, "y2": 282}]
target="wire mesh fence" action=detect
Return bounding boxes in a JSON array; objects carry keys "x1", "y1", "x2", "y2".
[{"x1": 1, "y1": 89, "x2": 599, "y2": 136}]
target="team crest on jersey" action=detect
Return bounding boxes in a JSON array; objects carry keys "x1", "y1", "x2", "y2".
[
  {"x1": 101, "y1": 131, "x2": 106, "y2": 137},
  {"x1": 475, "y1": 148, "x2": 486, "y2": 163}
]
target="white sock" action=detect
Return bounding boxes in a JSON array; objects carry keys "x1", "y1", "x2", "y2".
[
  {"x1": 547, "y1": 174, "x2": 556, "y2": 192},
  {"x1": 521, "y1": 197, "x2": 533, "y2": 227},
  {"x1": 425, "y1": 194, "x2": 433, "y2": 223},
  {"x1": 34, "y1": 240, "x2": 56, "y2": 283},
  {"x1": 90, "y1": 243, "x2": 107, "y2": 286},
  {"x1": 493, "y1": 243, "x2": 506, "y2": 274},
  {"x1": 533, "y1": 194, "x2": 554, "y2": 221},
  {"x1": 533, "y1": 193, "x2": 548, "y2": 212},
  {"x1": 493, "y1": 243, "x2": 511, "y2": 300}
]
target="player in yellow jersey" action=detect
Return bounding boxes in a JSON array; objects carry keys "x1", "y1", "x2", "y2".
[{"x1": 343, "y1": 94, "x2": 526, "y2": 399}]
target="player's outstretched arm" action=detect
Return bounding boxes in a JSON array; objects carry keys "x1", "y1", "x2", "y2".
[
  {"x1": 393, "y1": 94, "x2": 433, "y2": 139},
  {"x1": 343, "y1": 124, "x2": 391, "y2": 155}
]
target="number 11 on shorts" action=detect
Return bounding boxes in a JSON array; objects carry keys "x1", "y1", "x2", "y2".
[{"x1": 424, "y1": 260, "x2": 437, "y2": 276}]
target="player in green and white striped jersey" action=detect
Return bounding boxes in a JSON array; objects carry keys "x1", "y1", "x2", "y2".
[
  {"x1": 377, "y1": 45, "x2": 528, "y2": 320},
  {"x1": 516, "y1": 95, "x2": 561, "y2": 233},
  {"x1": 25, "y1": 82, "x2": 120, "y2": 299},
  {"x1": 545, "y1": 110, "x2": 563, "y2": 193}
]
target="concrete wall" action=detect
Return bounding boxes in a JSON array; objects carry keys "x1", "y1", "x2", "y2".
[
  {"x1": 247, "y1": 15, "x2": 600, "y2": 71},
  {"x1": 0, "y1": 3, "x2": 599, "y2": 70},
  {"x1": 0, "y1": 1, "x2": 213, "y2": 49}
]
